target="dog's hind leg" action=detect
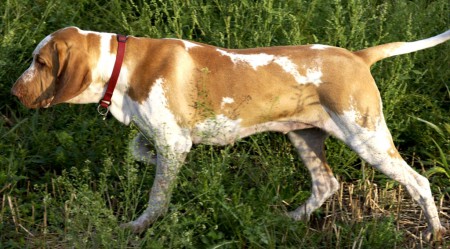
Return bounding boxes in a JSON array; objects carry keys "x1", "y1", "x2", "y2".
[
  {"x1": 287, "y1": 128, "x2": 340, "y2": 221},
  {"x1": 324, "y1": 110, "x2": 446, "y2": 241}
]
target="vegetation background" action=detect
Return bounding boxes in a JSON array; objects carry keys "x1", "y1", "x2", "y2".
[{"x1": 0, "y1": 0, "x2": 449, "y2": 248}]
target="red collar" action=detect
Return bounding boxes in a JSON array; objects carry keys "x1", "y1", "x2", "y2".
[{"x1": 98, "y1": 34, "x2": 128, "y2": 119}]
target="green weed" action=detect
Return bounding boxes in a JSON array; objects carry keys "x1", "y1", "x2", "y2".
[{"x1": 1, "y1": 0, "x2": 449, "y2": 248}]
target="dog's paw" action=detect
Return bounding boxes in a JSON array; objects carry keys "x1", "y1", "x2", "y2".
[
  {"x1": 120, "y1": 208, "x2": 167, "y2": 234},
  {"x1": 287, "y1": 208, "x2": 310, "y2": 222},
  {"x1": 120, "y1": 220, "x2": 148, "y2": 234},
  {"x1": 422, "y1": 226, "x2": 447, "y2": 242}
]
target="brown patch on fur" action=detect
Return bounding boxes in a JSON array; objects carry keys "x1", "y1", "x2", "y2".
[
  {"x1": 355, "y1": 42, "x2": 405, "y2": 66},
  {"x1": 126, "y1": 38, "x2": 180, "y2": 103},
  {"x1": 387, "y1": 142, "x2": 403, "y2": 159},
  {"x1": 50, "y1": 28, "x2": 100, "y2": 104},
  {"x1": 314, "y1": 49, "x2": 382, "y2": 130},
  {"x1": 121, "y1": 38, "x2": 383, "y2": 131},
  {"x1": 183, "y1": 46, "x2": 331, "y2": 128},
  {"x1": 11, "y1": 27, "x2": 101, "y2": 108},
  {"x1": 123, "y1": 38, "x2": 199, "y2": 127}
]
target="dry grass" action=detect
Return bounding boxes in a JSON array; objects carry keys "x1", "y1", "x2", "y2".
[
  {"x1": 1, "y1": 0, "x2": 449, "y2": 247},
  {"x1": 310, "y1": 179, "x2": 450, "y2": 248},
  {"x1": 3, "y1": 178, "x2": 448, "y2": 248}
]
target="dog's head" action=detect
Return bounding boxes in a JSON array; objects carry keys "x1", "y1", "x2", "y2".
[{"x1": 11, "y1": 27, "x2": 99, "y2": 109}]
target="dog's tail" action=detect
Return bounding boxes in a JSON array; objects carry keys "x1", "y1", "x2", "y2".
[{"x1": 355, "y1": 30, "x2": 450, "y2": 66}]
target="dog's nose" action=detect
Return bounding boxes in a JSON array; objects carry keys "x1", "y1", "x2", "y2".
[
  {"x1": 11, "y1": 85, "x2": 19, "y2": 97},
  {"x1": 11, "y1": 86, "x2": 18, "y2": 97},
  {"x1": 11, "y1": 82, "x2": 24, "y2": 98}
]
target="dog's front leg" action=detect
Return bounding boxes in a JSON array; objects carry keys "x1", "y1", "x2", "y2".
[
  {"x1": 122, "y1": 130, "x2": 192, "y2": 233},
  {"x1": 129, "y1": 133, "x2": 157, "y2": 164}
]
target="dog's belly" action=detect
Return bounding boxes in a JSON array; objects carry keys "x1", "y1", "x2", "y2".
[{"x1": 191, "y1": 114, "x2": 313, "y2": 145}]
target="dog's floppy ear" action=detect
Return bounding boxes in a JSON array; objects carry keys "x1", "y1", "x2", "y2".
[
  {"x1": 54, "y1": 40, "x2": 67, "y2": 77},
  {"x1": 50, "y1": 41, "x2": 92, "y2": 105}
]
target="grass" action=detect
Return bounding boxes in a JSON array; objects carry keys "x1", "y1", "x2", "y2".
[{"x1": 1, "y1": 0, "x2": 449, "y2": 248}]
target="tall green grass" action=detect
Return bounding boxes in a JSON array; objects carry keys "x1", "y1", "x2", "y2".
[{"x1": 1, "y1": 0, "x2": 449, "y2": 248}]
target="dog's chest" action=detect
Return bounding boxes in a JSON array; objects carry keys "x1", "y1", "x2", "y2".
[{"x1": 191, "y1": 114, "x2": 242, "y2": 145}]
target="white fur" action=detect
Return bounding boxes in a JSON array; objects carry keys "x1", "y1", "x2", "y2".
[
  {"x1": 164, "y1": 38, "x2": 202, "y2": 51},
  {"x1": 310, "y1": 44, "x2": 331, "y2": 50},
  {"x1": 192, "y1": 116, "x2": 314, "y2": 146},
  {"x1": 321, "y1": 104, "x2": 402, "y2": 174},
  {"x1": 325, "y1": 109, "x2": 392, "y2": 159},
  {"x1": 181, "y1": 40, "x2": 202, "y2": 51},
  {"x1": 192, "y1": 114, "x2": 242, "y2": 145},
  {"x1": 303, "y1": 68, "x2": 323, "y2": 85},
  {"x1": 273, "y1": 57, "x2": 323, "y2": 85},
  {"x1": 74, "y1": 27, "x2": 102, "y2": 36},
  {"x1": 66, "y1": 82, "x2": 107, "y2": 104},
  {"x1": 217, "y1": 50, "x2": 323, "y2": 85},
  {"x1": 217, "y1": 49, "x2": 274, "y2": 70},
  {"x1": 20, "y1": 63, "x2": 37, "y2": 84},
  {"x1": 220, "y1": 97, "x2": 235, "y2": 108},
  {"x1": 65, "y1": 31, "x2": 131, "y2": 107},
  {"x1": 96, "y1": 32, "x2": 118, "y2": 83},
  {"x1": 33, "y1": 35, "x2": 52, "y2": 55},
  {"x1": 19, "y1": 35, "x2": 53, "y2": 84},
  {"x1": 133, "y1": 78, "x2": 192, "y2": 154},
  {"x1": 387, "y1": 30, "x2": 450, "y2": 56}
]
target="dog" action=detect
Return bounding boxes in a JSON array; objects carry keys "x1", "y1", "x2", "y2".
[{"x1": 11, "y1": 27, "x2": 449, "y2": 240}]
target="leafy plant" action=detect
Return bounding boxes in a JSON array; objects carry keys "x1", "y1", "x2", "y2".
[
  {"x1": 1, "y1": 0, "x2": 449, "y2": 248},
  {"x1": 416, "y1": 117, "x2": 450, "y2": 190}
]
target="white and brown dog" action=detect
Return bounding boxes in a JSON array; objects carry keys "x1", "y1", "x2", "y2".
[{"x1": 12, "y1": 27, "x2": 450, "y2": 240}]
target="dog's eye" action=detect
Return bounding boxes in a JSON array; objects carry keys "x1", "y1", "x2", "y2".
[{"x1": 36, "y1": 57, "x2": 47, "y2": 67}]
